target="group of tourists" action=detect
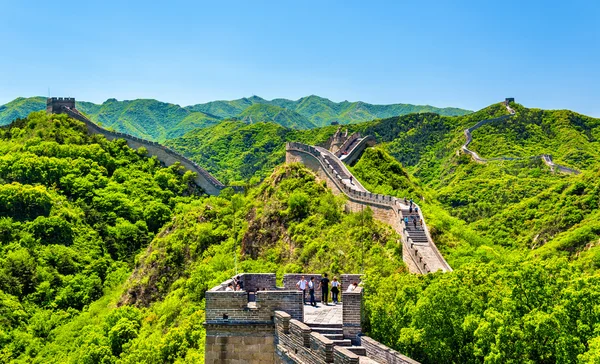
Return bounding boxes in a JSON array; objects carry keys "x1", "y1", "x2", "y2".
[
  {"x1": 225, "y1": 275, "x2": 245, "y2": 291},
  {"x1": 403, "y1": 197, "x2": 423, "y2": 230},
  {"x1": 296, "y1": 274, "x2": 359, "y2": 307}
]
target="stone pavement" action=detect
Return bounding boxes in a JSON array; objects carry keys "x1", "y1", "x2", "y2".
[{"x1": 303, "y1": 302, "x2": 343, "y2": 325}]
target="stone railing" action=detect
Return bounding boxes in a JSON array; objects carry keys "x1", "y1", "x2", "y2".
[
  {"x1": 339, "y1": 135, "x2": 377, "y2": 165},
  {"x1": 461, "y1": 103, "x2": 580, "y2": 174},
  {"x1": 335, "y1": 132, "x2": 361, "y2": 157},
  {"x1": 286, "y1": 142, "x2": 452, "y2": 273},
  {"x1": 59, "y1": 107, "x2": 245, "y2": 194},
  {"x1": 274, "y1": 311, "x2": 365, "y2": 364},
  {"x1": 359, "y1": 336, "x2": 420, "y2": 364}
]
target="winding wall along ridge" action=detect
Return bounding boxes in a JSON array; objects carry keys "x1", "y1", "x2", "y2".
[
  {"x1": 286, "y1": 141, "x2": 452, "y2": 274},
  {"x1": 60, "y1": 106, "x2": 234, "y2": 195},
  {"x1": 461, "y1": 104, "x2": 580, "y2": 174},
  {"x1": 339, "y1": 135, "x2": 377, "y2": 165}
]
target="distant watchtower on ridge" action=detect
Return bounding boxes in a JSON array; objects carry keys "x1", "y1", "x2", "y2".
[{"x1": 46, "y1": 97, "x2": 75, "y2": 114}]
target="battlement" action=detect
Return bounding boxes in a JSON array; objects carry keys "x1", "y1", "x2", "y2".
[
  {"x1": 47, "y1": 97, "x2": 75, "y2": 114},
  {"x1": 204, "y1": 272, "x2": 366, "y2": 363}
]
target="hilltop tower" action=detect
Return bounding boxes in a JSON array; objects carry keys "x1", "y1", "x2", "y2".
[{"x1": 46, "y1": 97, "x2": 75, "y2": 114}]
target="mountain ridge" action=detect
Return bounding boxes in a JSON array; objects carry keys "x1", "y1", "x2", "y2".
[{"x1": 0, "y1": 96, "x2": 472, "y2": 140}]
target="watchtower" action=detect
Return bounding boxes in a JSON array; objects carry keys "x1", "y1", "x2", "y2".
[
  {"x1": 46, "y1": 97, "x2": 75, "y2": 114},
  {"x1": 504, "y1": 97, "x2": 515, "y2": 105}
]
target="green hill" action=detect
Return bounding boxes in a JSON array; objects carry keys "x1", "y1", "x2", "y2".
[
  {"x1": 187, "y1": 94, "x2": 473, "y2": 127},
  {"x1": 0, "y1": 96, "x2": 46, "y2": 125},
  {"x1": 237, "y1": 103, "x2": 316, "y2": 129}
]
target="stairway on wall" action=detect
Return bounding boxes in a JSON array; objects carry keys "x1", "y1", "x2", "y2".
[{"x1": 307, "y1": 323, "x2": 375, "y2": 362}]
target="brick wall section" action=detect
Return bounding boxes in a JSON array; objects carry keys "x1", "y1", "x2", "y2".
[
  {"x1": 360, "y1": 336, "x2": 421, "y2": 364},
  {"x1": 205, "y1": 289, "x2": 303, "y2": 322},
  {"x1": 274, "y1": 311, "x2": 367, "y2": 364},
  {"x1": 333, "y1": 347, "x2": 360, "y2": 364},
  {"x1": 240, "y1": 273, "x2": 277, "y2": 292},
  {"x1": 205, "y1": 323, "x2": 276, "y2": 364},
  {"x1": 56, "y1": 104, "x2": 229, "y2": 195},
  {"x1": 342, "y1": 286, "x2": 362, "y2": 344}
]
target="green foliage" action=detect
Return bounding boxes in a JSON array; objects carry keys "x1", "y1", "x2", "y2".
[
  {"x1": 165, "y1": 120, "x2": 335, "y2": 184},
  {"x1": 0, "y1": 111, "x2": 198, "y2": 362},
  {"x1": 238, "y1": 103, "x2": 316, "y2": 129}
]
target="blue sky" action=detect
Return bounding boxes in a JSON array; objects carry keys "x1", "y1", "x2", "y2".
[{"x1": 0, "y1": 0, "x2": 598, "y2": 115}]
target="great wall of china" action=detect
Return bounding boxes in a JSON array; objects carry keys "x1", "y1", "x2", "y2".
[
  {"x1": 41, "y1": 96, "x2": 587, "y2": 363},
  {"x1": 286, "y1": 139, "x2": 452, "y2": 275},
  {"x1": 461, "y1": 99, "x2": 580, "y2": 174},
  {"x1": 45, "y1": 97, "x2": 234, "y2": 195}
]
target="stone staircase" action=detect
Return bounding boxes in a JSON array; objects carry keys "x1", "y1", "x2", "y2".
[
  {"x1": 307, "y1": 323, "x2": 373, "y2": 361},
  {"x1": 401, "y1": 209, "x2": 429, "y2": 245}
]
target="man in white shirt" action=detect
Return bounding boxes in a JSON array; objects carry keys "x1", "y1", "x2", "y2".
[
  {"x1": 296, "y1": 276, "x2": 308, "y2": 304},
  {"x1": 225, "y1": 283, "x2": 234, "y2": 291}
]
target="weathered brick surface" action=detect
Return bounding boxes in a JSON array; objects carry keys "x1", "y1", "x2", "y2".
[
  {"x1": 205, "y1": 323, "x2": 276, "y2": 364},
  {"x1": 275, "y1": 311, "x2": 363, "y2": 364},
  {"x1": 360, "y1": 336, "x2": 420, "y2": 364},
  {"x1": 240, "y1": 273, "x2": 277, "y2": 292},
  {"x1": 342, "y1": 287, "x2": 362, "y2": 344},
  {"x1": 333, "y1": 347, "x2": 360, "y2": 364}
]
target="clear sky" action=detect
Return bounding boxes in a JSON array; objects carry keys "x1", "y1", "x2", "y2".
[{"x1": 0, "y1": 0, "x2": 598, "y2": 115}]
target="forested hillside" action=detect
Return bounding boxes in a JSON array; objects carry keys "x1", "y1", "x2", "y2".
[{"x1": 2, "y1": 104, "x2": 600, "y2": 363}]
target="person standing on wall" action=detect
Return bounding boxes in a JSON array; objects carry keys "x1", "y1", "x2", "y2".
[
  {"x1": 331, "y1": 277, "x2": 340, "y2": 304},
  {"x1": 296, "y1": 276, "x2": 308, "y2": 304},
  {"x1": 319, "y1": 273, "x2": 330, "y2": 306},
  {"x1": 308, "y1": 277, "x2": 316, "y2": 307}
]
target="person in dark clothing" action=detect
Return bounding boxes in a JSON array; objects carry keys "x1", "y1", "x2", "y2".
[
  {"x1": 413, "y1": 217, "x2": 418, "y2": 229},
  {"x1": 309, "y1": 277, "x2": 316, "y2": 307},
  {"x1": 318, "y1": 274, "x2": 330, "y2": 306},
  {"x1": 409, "y1": 206, "x2": 413, "y2": 214}
]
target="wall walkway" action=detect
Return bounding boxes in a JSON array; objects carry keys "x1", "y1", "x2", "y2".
[
  {"x1": 286, "y1": 142, "x2": 451, "y2": 274},
  {"x1": 59, "y1": 106, "x2": 234, "y2": 195},
  {"x1": 461, "y1": 103, "x2": 580, "y2": 174}
]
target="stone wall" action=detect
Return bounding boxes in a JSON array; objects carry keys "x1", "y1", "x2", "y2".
[
  {"x1": 285, "y1": 142, "x2": 452, "y2": 274},
  {"x1": 205, "y1": 323, "x2": 276, "y2": 364},
  {"x1": 46, "y1": 97, "x2": 75, "y2": 114},
  {"x1": 360, "y1": 336, "x2": 420, "y2": 364},
  {"x1": 239, "y1": 273, "x2": 277, "y2": 292},
  {"x1": 342, "y1": 286, "x2": 362, "y2": 344},
  {"x1": 58, "y1": 106, "x2": 228, "y2": 195},
  {"x1": 274, "y1": 311, "x2": 365, "y2": 364},
  {"x1": 205, "y1": 288, "x2": 303, "y2": 323},
  {"x1": 339, "y1": 135, "x2": 376, "y2": 165}
]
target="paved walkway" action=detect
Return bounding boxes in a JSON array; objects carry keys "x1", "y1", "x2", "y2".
[{"x1": 303, "y1": 303, "x2": 342, "y2": 325}]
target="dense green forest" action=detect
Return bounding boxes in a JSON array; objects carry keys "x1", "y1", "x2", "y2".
[
  {"x1": 2, "y1": 103, "x2": 600, "y2": 363},
  {"x1": 0, "y1": 96, "x2": 471, "y2": 141}
]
